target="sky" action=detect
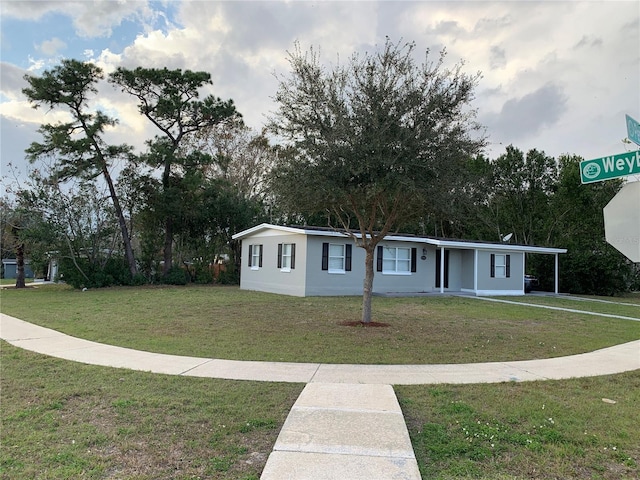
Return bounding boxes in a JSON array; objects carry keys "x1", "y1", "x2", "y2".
[{"x1": 1, "y1": 0, "x2": 639, "y2": 196}]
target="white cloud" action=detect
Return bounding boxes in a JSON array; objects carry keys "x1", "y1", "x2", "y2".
[
  {"x1": 1, "y1": 0, "x2": 638, "y2": 173},
  {"x1": 38, "y1": 37, "x2": 66, "y2": 56},
  {"x1": 1, "y1": 0, "x2": 155, "y2": 37}
]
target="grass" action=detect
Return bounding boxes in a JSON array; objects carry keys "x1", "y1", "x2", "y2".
[
  {"x1": 0, "y1": 284, "x2": 639, "y2": 364},
  {"x1": 1, "y1": 284, "x2": 639, "y2": 479},
  {"x1": 0, "y1": 342, "x2": 303, "y2": 479},
  {"x1": 0, "y1": 278, "x2": 33, "y2": 285},
  {"x1": 397, "y1": 371, "x2": 640, "y2": 479},
  {"x1": 496, "y1": 294, "x2": 640, "y2": 320}
]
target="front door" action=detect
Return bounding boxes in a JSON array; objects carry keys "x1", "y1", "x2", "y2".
[{"x1": 435, "y1": 249, "x2": 450, "y2": 289}]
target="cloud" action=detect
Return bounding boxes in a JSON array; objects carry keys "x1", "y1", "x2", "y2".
[
  {"x1": 38, "y1": 37, "x2": 66, "y2": 56},
  {"x1": 573, "y1": 35, "x2": 603, "y2": 50},
  {"x1": 481, "y1": 83, "x2": 569, "y2": 143},
  {"x1": 1, "y1": 0, "x2": 155, "y2": 37},
  {"x1": 1, "y1": 0, "x2": 637, "y2": 170},
  {"x1": 0, "y1": 0, "x2": 63, "y2": 20},
  {"x1": 0, "y1": 62, "x2": 28, "y2": 99},
  {"x1": 489, "y1": 45, "x2": 506, "y2": 70}
]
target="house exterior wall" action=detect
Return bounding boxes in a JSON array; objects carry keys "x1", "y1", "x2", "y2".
[
  {"x1": 374, "y1": 240, "x2": 432, "y2": 294},
  {"x1": 423, "y1": 245, "x2": 437, "y2": 291},
  {"x1": 460, "y1": 249, "x2": 475, "y2": 290},
  {"x1": 236, "y1": 226, "x2": 553, "y2": 297},
  {"x1": 239, "y1": 232, "x2": 308, "y2": 296},
  {"x1": 476, "y1": 250, "x2": 524, "y2": 295},
  {"x1": 304, "y1": 236, "x2": 362, "y2": 296},
  {"x1": 303, "y1": 238, "x2": 434, "y2": 296},
  {"x1": 447, "y1": 249, "x2": 463, "y2": 291}
]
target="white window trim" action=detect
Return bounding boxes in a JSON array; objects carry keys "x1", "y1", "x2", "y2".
[
  {"x1": 251, "y1": 244, "x2": 261, "y2": 270},
  {"x1": 382, "y1": 246, "x2": 412, "y2": 275},
  {"x1": 280, "y1": 243, "x2": 292, "y2": 272},
  {"x1": 328, "y1": 243, "x2": 346, "y2": 274},
  {"x1": 494, "y1": 254, "x2": 507, "y2": 278}
]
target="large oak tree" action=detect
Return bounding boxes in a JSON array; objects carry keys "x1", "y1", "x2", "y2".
[{"x1": 269, "y1": 39, "x2": 485, "y2": 323}]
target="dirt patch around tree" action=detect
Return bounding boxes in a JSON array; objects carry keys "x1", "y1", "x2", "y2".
[{"x1": 337, "y1": 320, "x2": 390, "y2": 328}]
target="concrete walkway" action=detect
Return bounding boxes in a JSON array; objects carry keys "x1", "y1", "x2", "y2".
[
  {"x1": 2, "y1": 313, "x2": 638, "y2": 384},
  {"x1": 261, "y1": 383, "x2": 421, "y2": 480},
  {"x1": 1, "y1": 312, "x2": 639, "y2": 479}
]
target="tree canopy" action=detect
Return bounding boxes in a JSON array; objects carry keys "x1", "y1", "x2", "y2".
[
  {"x1": 22, "y1": 59, "x2": 138, "y2": 277},
  {"x1": 110, "y1": 67, "x2": 241, "y2": 276},
  {"x1": 269, "y1": 39, "x2": 486, "y2": 322}
]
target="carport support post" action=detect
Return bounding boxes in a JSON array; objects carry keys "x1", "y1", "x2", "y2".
[
  {"x1": 554, "y1": 253, "x2": 559, "y2": 295},
  {"x1": 440, "y1": 247, "x2": 445, "y2": 294}
]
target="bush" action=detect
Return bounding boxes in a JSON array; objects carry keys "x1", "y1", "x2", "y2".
[
  {"x1": 162, "y1": 266, "x2": 188, "y2": 285},
  {"x1": 58, "y1": 257, "x2": 139, "y2": 289},
  {"x1": 217, "y1": 266, "x2": 239, "y2": 285},
  {"x1": 57, "y1": 256, "x2": 241, "y2": 289},
  {"x1": 194, "y1": 264, "x2": 214, "y2": 284}
]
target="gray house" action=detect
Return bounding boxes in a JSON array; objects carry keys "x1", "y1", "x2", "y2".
[{"x1": 232, "y1": 224, "x2": 567, "y2": 297}]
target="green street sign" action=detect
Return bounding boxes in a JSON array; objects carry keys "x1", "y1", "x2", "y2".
[
  {"x1": 626, "y1": 114, "x2": 640, "y2": 147},
  {"x1": 580, "y1": 150, "x2": 640, "y2": 184}
]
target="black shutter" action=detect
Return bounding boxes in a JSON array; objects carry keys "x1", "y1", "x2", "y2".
[
  {"x1": 411, "y1": 248, "x2": 417, "y2": 272},
  {"x1": 291, "y1": 243, "x2": 296, "y2": 269},
  {"x1": 258, "y1": 245, "x2": 263, "y2": 268},
  {"x1": 345, "y1": 244, "x2": 352, "y2": 271},
  {"x1": 490, "y1": 254, "x2": 495, "y2": 278},
  {"x1": 435, "y1": 250, "x2": 441, "y2": 288},
  {"x1": 248, "y1": 245, "x2": 253, "y2": 267},
  {"x1": 277, "y1": 243, "x2": 282, "y2": 269},
  {"x1": 377, "y1": 245, "x2": 383, "y2": 272},
  {"x1": 506, "y1": 254, "x2": 510, "y2": 278},
  {"x1": 322, "y1": 243, "x2": 329, "y2": 270},
  {"x1": 444, "y1": 250, "x2": 449, "y2": 288}
]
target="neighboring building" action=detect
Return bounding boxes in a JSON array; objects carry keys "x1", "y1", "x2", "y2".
[
  {"x1": 232, "y1": 224, "x2": 567, "y2": 297},
  {"x1": 1, "y1": 259, "x2": 35, "y2": 279}
]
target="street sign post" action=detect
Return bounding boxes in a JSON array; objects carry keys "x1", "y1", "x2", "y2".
[
  {"x1": 580, "y1": 150, "x2": 640, "y2": 184},
  {"x1": 626, "y1": 114, "x2": 640, "y2": 147}
]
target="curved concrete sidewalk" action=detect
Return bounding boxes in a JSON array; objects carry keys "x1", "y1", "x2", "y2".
[{"x1": 2, "y1": 313, "x2": 639, "y2": 385}]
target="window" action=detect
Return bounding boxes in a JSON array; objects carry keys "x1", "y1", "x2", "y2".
[
  {"x1": 491, "y1": 254, "x2": 510, "y2": 278},
  {"x1": 248, "y1": 244, "x2": 262, "y2": 269},
  {"x1": 377, "y1": 246, "x2": 417, "y2": 274},
  {"x1": 322, "y1": 243, "x2": 352, "y2": 273},
  {"x1": 277, "y1": 243, "x2": 296, "y2": 271}
]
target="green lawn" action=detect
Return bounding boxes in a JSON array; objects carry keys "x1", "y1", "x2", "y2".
[
  {"x1": 1, "y1": 343, "x2": 302, "y2": 479},
  {"x1": 397, "y1": 371, "x2": 640, "y2": 479},
  {"x1": 1, "y1": 284, "x2": 639, "y2": 364},
  {"x1": 0, "y1": 278, "x2": 33, "y2": 285},
  {"x1": 1, "y1": 285, "x2": 639, "y2": 479}
]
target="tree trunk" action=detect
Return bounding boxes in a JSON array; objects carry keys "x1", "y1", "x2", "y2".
[
  {"x1": 161, "y1": 156, "x2": 173, "y2": 278},
  {"x1": 101, "y1": 166, "x2": 138, "y2": 277},
  {"x1": 162, "y1": 217, "x2": 173, "y2": 276},
  {"x1": 362, "y1": 246, "x2": 375, "y2": 323},
  {"x1": 15, "y1": 244, "x2": 26, "y2": 289}
]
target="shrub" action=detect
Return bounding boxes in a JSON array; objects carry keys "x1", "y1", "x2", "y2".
[
  {"x1": 58, "y1": 257, "x2": 137, "y2": 289},
  {"x1": 162, "y1": 266, "x2": 188, "y2": 285}
]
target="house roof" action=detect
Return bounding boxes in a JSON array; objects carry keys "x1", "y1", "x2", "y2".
[{"x1": 232, "y1": 223, "x2": 567, "y2": 255}]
